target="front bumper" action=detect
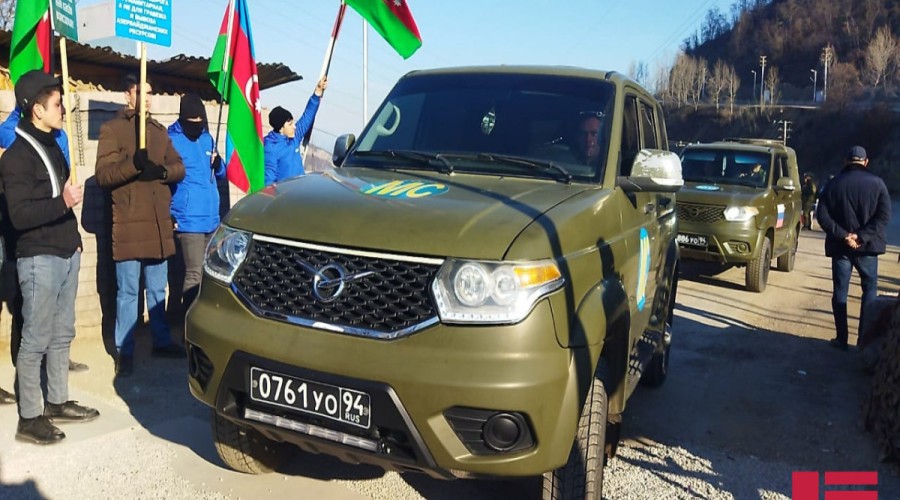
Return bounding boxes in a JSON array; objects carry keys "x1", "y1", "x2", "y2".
[
  {"x1": 677, "y1": 219, "x2": 763, "y2": 264},
  {"x1": 186, "y1": 280, "x2": 583, "y2": 478}
]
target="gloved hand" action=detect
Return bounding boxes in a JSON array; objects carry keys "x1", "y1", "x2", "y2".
[
  {"x1": 211, "y1": 154, "x2": 222, "y2": 172},
  {"x1": 134, "y1": 149, "x2": 167, "y2": 181}
]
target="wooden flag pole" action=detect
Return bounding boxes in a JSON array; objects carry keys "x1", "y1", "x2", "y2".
[
  {"x1": 301, "y1": 1, "x2": 347, "y2": 160},
  {"x1": 139, "y1": 42, "x2": 147, "y2": 149},
  {"x1": 213, "y1": 0, "x2": 236, "y2": 153},
  {"x1": 59, "y1": 38, "x2": 77, "y2": 184}
]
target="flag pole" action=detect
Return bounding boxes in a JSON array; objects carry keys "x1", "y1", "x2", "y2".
[
  {"x1": 301, "y1": 1, "x2": 347, "y2": 160},
  {"x1": 213, "y1": 0, "x2": 236, "y2": 153},
  {"x1": 363, "y1": 20, "x2": 368, "y2": 128},
  {"x1": 139, "y1": 42, "x2": 147, "y2": 149},
  {"x1": 59, "y1": 38, "x2": 77, "y2": 184}
]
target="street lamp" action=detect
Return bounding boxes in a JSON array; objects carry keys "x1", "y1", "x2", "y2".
[
  {"x1": 759, "y1": 55, "x2": 767, "y2": 106},
  {"x1": 810, "y1": 69, "x2": 817, "y2": 102},
  {"x1": 751, "y1": 70, "x2": 757, "y2": 102}
]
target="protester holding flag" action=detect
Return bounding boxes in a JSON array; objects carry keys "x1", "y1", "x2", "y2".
[
  {"x1": 95, "y1": 74, "x2": 186, "y2": 378},
  {"x1": 263, "y1": 76, "x2": 328, "y2": 186},
  {"x1": 167, "y1": 94, "x2": 226, "y2": 317}
]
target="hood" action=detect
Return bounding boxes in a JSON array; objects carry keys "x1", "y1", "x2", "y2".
[
  {"x1": 264, "y1": 130, "x2": 290, "y2": 146},
  {"x1": 226, "y1": 167, "x2": 590, "y2": 260},
  {"x1": 679, "y1": 181, "x2": 769, "y2": 206}
]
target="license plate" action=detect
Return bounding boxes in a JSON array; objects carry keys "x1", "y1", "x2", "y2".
[
  {"x1": 676, "y1": 233, "x2": 708, "y2": 247},
  {"x1": 249, "y1": 367, "x2": 371, "y2": 429}
]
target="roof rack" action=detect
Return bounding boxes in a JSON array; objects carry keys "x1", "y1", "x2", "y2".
[{"x1": 722, "y1": 138, "x2": 783, "y2": 146}]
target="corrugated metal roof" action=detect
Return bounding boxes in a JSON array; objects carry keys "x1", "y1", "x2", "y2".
[{"x1": 0, "y1": 30, "x2": 302, "y2": 99}]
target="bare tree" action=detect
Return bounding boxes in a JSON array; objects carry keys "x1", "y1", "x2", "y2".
[
  {"x1": 725, "y1": 65, "x2": 741, "y2": 117},
  {"x1": 0, "y1": 0, "x2": 15, "y2": 30},
  {"x1": 707, "y1": 60, "x2": 728, "y2": 111},
  {"x1": 652, "y1": 60, "x2": 671, "y2": 99},
  {"x1": 864, "y1": 26, "x2": 898, "y2": 90},
  {"x1": 765, "y1": 66, "x2": 780, "y2": 106},
  {"x1": 628, "y1": 60, "x2": 649, "y2": 89},
  {"x1": 668, "y1": 53, "x2": 694, "y2": 107},
  {"x1": 826, "y1": 62, "x2": 861, "y2": 110},
  {"x1": 688, "y1": 57, "x2": 708, "y2": 109}
]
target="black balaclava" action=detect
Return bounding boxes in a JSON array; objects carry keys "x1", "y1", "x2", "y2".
[{"x1": 178, "y1": 93, "x2": 207, "y2": 141}]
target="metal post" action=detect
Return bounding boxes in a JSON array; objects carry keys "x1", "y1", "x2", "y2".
[
  {"x1": 751, "y1": 70, "x2": 757, "y2": 102},
  {"x1": 810, "y1": 69, "x2": 817, "y2": 102},
  {"x1": 759, "y1": 55, "x2": 767, "y2": 107}
]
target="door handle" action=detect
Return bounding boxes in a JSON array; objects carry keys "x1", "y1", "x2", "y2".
[{"x1": 644, "y1": 203, "x2": 655, "y2": 214}]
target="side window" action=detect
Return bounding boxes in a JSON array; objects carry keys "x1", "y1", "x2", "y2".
[
  {"x1": 775, "y1": 155, "x2": 787, "y2": 182},
  {"x1": 639, "y1": 101, "x2": 659, "y2": 150},
  {"x1": 621, "y1": 96, "x2": 640, "y2": 175}
]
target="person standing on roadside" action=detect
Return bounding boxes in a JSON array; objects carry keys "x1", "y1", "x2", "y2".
[
  {"x1": 801, "y1": 172, "x2": 817, "y2": 230},
  {"x1": 168, "y1": 94, "x2": 225, "y2": 315},
  {"x1": 95, "y1": 74, "x2": 186, "y2": 377},
  {"x1": 0, "y1": 70, "x2": 99, "y2": 444},
  {"x1": 816, "y1": 146, "x2": 891, "y2": 351},
  {"x1": 263, "y1": 76, "x2": 327, "y2": 186}
]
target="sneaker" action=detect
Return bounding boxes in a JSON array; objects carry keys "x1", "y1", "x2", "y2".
[
  {"x1": 44, "y1": 401, "x2": 100, "y2": 423},
  {"x1": 116, "y1": 355, "x2": 134, "y2": 377},
  {"x1": 0, "y1": 387, "x2": 15, "y2": 405},
  {"x1": 829, "y1": 338, "x2": 849, "y2": 351},
  {"x1": 151, "y1": 344, "x2": 186, "y2": 359},
  {"x1": 16, "y1": 415, "x2": 65, "y2": 444},
  {"x1": 68, "y1": 360, "x2": 89, "y2": 372}
]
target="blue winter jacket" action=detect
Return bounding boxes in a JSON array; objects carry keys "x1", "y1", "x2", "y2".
[
  {"x1": 0, "y1": 107, "x2": 70, "y2": 165},
  {"x1": 263, "y1": 94, "x2": 320, "y2": 186},
  {"x1": 168, "y1": 121, "x2": 226, "y2": 234}
]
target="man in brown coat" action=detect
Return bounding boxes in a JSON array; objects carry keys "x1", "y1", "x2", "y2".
[{"x1": 95, "y1": 75, "x2": 186, "y2": 377}]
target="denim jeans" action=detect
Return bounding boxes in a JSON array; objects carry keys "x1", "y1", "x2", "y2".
[
  {"x1": 831, "y1": 254, "x2": 879, "y2": 345},
  {"x1": 115, "y1": 259, "x2": 172, "y2": 356},
  {"x1": 16, "y1": 252, "x2": 81, "y2": 419}
]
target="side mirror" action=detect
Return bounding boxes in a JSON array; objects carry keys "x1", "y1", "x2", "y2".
[
  {"x1": 618, "y1": 149, "x2": 683, "y2": 193},
  {"x1": 775, "y1": 176, "x2": 796, "y2": 191},
  {"x1": 332, "y1": 134, "x2": 356, "y2": 166}
]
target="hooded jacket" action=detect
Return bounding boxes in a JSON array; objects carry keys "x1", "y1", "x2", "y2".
[
  {"x1": 816, "y1": 164, "x2": 891, "y2": 257},
  {"x1": 263, "y1": 94, "x2": 320, "y2": 186},
  {"x1": 168, "y1": 120, "x2": 226, "y2": 233},
  {"x1": 0, "y1": 121, "x2": 81, "y2": 258},
  {"x1": 0, "y1": 107, "x2": 69, "y2": 165},
  {"x1": 95, "y1": 108, "x2": 186, "y2": 261}
]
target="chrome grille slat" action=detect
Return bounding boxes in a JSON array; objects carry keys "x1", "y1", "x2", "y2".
[{"x1": 677, "y1": 202, "x2": 725, "y2": 224}]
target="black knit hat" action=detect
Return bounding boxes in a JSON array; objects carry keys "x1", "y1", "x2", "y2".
[
  {"x1": 179, "y1": 93, "x2": 207, "y2": 122},
  {"x1": 15, "y1": 70, "x2": 61, "y2": 112},
  {"x1": 269, "y1": 106, "x2": 293, "y2": 131}
]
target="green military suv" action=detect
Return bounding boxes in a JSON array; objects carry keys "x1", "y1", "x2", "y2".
[
  {"x1": 186, "y1": 66, "x2": 683, "y2": 499},
  {"x1": 676, "y1": 139, "x2": 802, "y2": 292}
]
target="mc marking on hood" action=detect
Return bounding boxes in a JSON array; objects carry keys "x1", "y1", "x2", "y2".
[{"x1": 362, "y1": 180, "x2": 450, "y2": 199}]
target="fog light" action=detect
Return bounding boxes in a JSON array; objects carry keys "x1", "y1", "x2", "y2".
[{"x1": 483, "y1": 413, "x2": 525, "y2": 451}]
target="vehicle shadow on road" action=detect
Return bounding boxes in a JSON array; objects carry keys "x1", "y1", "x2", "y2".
[
  {"x1": 615, "y1": 309, "x2": 900, "y2": 497},
  {"x1": 0, "y1": 458, "x2": 46, "y2": 500}
]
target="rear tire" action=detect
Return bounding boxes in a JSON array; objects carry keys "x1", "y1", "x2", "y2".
[
  {"x1": 212, "y1": 412, "x2": 292, "y2": 474},
  {"x1": 746, "y1": 237, "x2": 771, "y2": 292},
  {"x1": 542, "y1": 377, "x2": 608, "y2": 500},
  {"x1": 776, "y1": 232, "x2": 798, "y2": 272}
]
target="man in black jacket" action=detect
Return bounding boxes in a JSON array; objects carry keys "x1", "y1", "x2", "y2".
[
  {"x1": 816, "y1": 146, "x2": 892, "y2": 351},
  {"x1": 0, "y1": 70, "x2": 100, "y2": 444}
]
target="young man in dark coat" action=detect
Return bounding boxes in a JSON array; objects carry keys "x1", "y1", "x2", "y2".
[
  {"x1": 816, "y1": 146, "x2": 892, "y2": 351},
  {"x1": 95, "y1": 75, "x2": 186, "y2": 376},
  {"x1": 0, "y1": 70, "x2": 100, "y2": 443}
]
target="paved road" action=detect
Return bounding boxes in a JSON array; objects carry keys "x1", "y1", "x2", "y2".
[{"x1": 1, "y1": 220, "x2": 899, "y2": 499}]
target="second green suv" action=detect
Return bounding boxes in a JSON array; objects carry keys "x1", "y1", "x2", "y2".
[{"x1": 676, "y1": 139, "x2": 802, "y2": 292}]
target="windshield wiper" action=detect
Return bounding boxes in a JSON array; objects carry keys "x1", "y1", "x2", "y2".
[
  {"x1": 473, "y1": 153, "x2": 573, "y2": 184},
  {"x1": 353, "y1": 150, "x2": 454, "y2": 174}
]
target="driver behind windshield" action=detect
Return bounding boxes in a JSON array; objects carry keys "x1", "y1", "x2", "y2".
[{"x1": 571, "y1": 112, "x2": 602, "y2": 166}]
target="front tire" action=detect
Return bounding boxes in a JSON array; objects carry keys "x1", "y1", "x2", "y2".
[
  {"x1": 212, "y1": 413, "x2": 292, "y2": 474},
  {"x1": 746, "y1": 237, "x2": 771, "y2": 292},
  {"x1": 776, "y1": 232, "x2": 798, "y2": 272},
  {"x1": 542, "y1": 377, "x2": 608, "y2": 500}
]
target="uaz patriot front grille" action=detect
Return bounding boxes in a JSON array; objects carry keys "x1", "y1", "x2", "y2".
[
  {"x1": 232, "y1": 236, "x2": 443, "y2": 339},
  {"x1": 677, "y1": 203, "x2": 725, "y2": 224}
]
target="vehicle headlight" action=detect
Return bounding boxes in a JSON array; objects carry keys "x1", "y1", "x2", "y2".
[
  {"x1": 723, "y1": 206, "x2": 759, "y2": 222},
  {"x1": 203, "y1": 226, "x2": 252, "y2": 284},
  {"x1": 432, "y1": 259, "x2": 564, "y2": 324}
]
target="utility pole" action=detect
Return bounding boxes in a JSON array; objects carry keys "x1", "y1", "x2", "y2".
[
  {"x1": 810, "y1": 69, "x2": 817, "y2": 102},
  {"x1": 775, "y1": 119, "x2": 792, "y2": 145},
  {"x1": 821, "y1": 45, "x2": 833, "y2": 102},
  {"x1": 759, "y1": 55, "x2": 767, "y2": 107},
  {"x1": 751, "y1": 70, "x2": 757, "y2": 102}
]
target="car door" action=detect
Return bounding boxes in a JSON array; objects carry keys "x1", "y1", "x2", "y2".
[{"x1": 772, "y1": 153, "x2": 796, "y2": 249}]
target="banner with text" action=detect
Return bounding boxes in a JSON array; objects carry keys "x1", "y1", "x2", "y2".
[{"x1": 115, "y1": 0, "x2": 171, "y2": 46}]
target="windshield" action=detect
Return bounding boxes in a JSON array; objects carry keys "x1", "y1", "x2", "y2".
[
  {"x1": 345, "y1": 72, "x2": 615, "y2": 182},
  {"x1": 681, "y1": 149, "x2": 772, "y2": 188}
]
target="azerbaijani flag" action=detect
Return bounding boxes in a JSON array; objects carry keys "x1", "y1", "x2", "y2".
[
  {"x1": 345, "y1": 0, "x2": 421, "y2": 59},
  {"x1": 208, "y1": 0, "x2": 264, "y2": 193},
  {"x1": 10, "y1": 0, "x2": 52, "y2": 83}
]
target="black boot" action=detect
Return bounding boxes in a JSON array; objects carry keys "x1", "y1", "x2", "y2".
[
  {"x1": 44, "y1": 401, "x2": 100, "y2": 422},
  {"x1": 0, "y1": 387, "x2": 15, "y2": 404},
  {"x1": 16, "y1": 416, "x2": 66, "y2": 444}
]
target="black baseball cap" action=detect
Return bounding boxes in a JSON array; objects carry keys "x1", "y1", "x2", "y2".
[
  {"x1": 846, "y1": 145, "x2": 867, "y2": 164},
  {"x1": 15, "y1": 70, "x2": 62, "y2": 111}
]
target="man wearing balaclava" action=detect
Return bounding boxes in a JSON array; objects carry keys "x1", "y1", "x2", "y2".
[
  {"x1": 263, "y1": 76, "x2": 327, "y2": 186},
  {"x1": 168, "y1": 94, "x2": 225, "y2": 316}
]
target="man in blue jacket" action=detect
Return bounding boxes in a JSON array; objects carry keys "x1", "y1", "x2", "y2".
[
  {"x1": 168, "y1": 94, "x2": 226, "y2": 314},
  {"x1": 263, "y1": 76, "x2": 327, "y2": 186},
  {"x1": 816, "y1": 146, "x2": 892, "y2": 351}
]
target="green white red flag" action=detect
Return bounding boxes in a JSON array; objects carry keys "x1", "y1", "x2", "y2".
[
  {"x1": 10, "y1": 0, "x2": 52, "y2": 83},
  {"x1": 208, "y1": 0, "x2": 264, "y2": 193},
  {"x1": 345, "y1": 0, "x2": 422, "y2": 59}
]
